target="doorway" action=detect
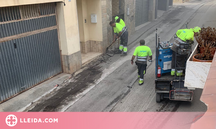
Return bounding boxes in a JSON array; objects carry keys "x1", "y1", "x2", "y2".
[{"x1": 76, "y1": 0, "x2": 102, "y2": 64}]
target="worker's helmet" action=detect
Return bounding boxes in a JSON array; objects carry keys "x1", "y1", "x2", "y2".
[
  {"x1": 193, "y1": 26, "x2": 201, "y2": 33},
  {"x1": 115, "y1": 16, "x2": 119, "y2": 22}
]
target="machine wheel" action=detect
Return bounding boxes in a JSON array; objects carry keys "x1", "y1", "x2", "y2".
[{"x1": 156, "y1": 93, "x2": 161, "y2": 103}]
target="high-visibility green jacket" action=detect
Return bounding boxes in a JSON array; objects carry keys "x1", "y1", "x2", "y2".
[
  {"x1": 176, "y1": 29, "x2": 194, "y2": 41},
  {"x1": 113, "y1": 23, "x2": 124, "y2": 34},
  {"x1": 115, "y1": 16, "x2": 126, "y2": 27},
  {"x1": 176, "y1": 27, "x2": 201, "y2": 41},
  {"x1": 193, "y1": 26, "x2": 201, "y2": 33},
  {"x1": 133, "y1": 45, "x2": 152, "y2": 62},
  {"x1": 119, "y1": 19, "x2": 126, "y2": 27}
]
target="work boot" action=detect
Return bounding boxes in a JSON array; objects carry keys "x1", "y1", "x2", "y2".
[
  {"x1": 176, "y1": 70, "x2": 183, "y2": 77},
  {"x1": 171, "y1": 69, "x2": 175, "y2": 76},
  {"x1": 121, "y1": 52, "x2": 127, "y2": 56},
  {"x1": 139, "y1": 79, "x2": 144, "y2": 85}
]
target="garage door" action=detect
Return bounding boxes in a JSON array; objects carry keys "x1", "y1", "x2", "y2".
[
  {"x1": 0, "y1": 3, "x2": 62, "y2": 102},
  {"x1": 135, "y1": 0, "x2": 149, "y2": 27}
]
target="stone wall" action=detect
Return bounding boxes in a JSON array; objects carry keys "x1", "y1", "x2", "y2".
[
  {"x1": 80, "y1": 41, "x2": 103, "y2": 54},
  {"x1": 62, "y1": 51, "x2": 82, "y2": 74},
  {"x1": 124, "y1": 0, "x2": 135, "y2": 36},
  {"x1": 100, "y1": 0, "x2": 113, "y2": 52},
  {"x1": 112, "y1": 0, "x2": 119, "y2": 17}
]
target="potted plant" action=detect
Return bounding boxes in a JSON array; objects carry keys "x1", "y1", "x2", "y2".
[{"x1": 193, "y1": 27, "x2": 216, "y2": 62}]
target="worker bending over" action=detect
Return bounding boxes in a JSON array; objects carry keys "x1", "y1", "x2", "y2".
[
  {"x1": 171, "y1": 26, "x2": 201, "y2": 76},
  {"x1": 176, "y1": 26, "x2": 201, "y2": 43},
  {"x1": 131, "y1": 40, "x2": 152, "y2": 85},
  {"x1": 110, "y1": 21, "x2": 128, "y2": 56}
]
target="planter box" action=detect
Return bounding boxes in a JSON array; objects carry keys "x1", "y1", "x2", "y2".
[{"x1": 184, "y1": 44, "x2": 212, "y2": 89}]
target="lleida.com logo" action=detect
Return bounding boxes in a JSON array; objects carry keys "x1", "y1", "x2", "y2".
[
  {"x1": 5, "y1": 114, "x2": 18, "y2": 127},
  {"x1": 5, "y1": 114, "x2": 58, "y2": 127}
]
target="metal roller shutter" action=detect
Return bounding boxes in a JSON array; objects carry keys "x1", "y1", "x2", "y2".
[
  {"x1": 0, "y1": 3, "x2": 62, "y2": 102},
  {"x1": 135, "y1": 0, "x2": 149, "y2": 27}
]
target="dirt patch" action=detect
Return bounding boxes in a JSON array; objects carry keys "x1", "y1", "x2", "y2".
[{"x1": 27, "y1": 57, "x2": 106, "y2": 112}]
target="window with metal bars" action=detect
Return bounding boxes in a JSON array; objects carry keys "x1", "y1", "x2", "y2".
[{"x1": 0, "y1": 3, "x2": 56, "y2": 23}]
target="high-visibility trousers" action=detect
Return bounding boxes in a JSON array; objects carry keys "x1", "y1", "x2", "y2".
[{"x1": 119, "y1": 30, "x2": 128, "y2": 53}]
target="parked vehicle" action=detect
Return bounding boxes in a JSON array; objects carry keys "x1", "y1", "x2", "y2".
[{"x1": 155, "y1": 30, "x2": 194, "y2": 103}]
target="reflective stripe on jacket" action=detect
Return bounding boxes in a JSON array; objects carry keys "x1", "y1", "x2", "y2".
[{"x1": 133, "y1": 45, "x2": 152, "y2": 63}]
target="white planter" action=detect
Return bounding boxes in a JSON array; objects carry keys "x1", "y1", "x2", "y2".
[{"x1": 184, "y1": 44, "x2": 212, "y2": 89}]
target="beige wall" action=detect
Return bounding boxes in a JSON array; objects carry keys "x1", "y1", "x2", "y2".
[
  {"x1": 77, "y1": 0, "x2": 85, "y2": 42},
  {"x1": 87, "y1": 0, "x2": 102, "y2": 41},
  {"x1": 57, "y1": 1, "x2": 82, "y2": 73},
  {"x1": 56, "y1": 3, "x2": 67, "y2": 54},
  {"x1": 0, "y1": 0, "x2": 62, "y2": 7},
  {"x1": 81, "y1": 0, "x2": 90, "y2": 42},
  {"x1": 77, "y1": 0, "x2": 103, "y2": 42},
  {"x1": 57, "y1": 0, "x2": 81, "y2": 55}
]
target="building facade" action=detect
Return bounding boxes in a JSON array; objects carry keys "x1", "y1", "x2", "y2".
[
  {"x1": 0, "y1": 0, "x2": 82, "y2": 102},
  {"x1": 157, "y1": 0, "x2": 173, "y2": 11},
  {"x1": 0, "y1": 0, "x2": 164, "y2": 102}
]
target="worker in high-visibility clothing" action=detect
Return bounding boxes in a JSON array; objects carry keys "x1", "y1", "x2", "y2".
[
  {"x1": 110, "y1": 21, "x2": 128, "y2": 56},
  {"x1": 131, "y1": 40, "x2": 152, "y2": 85},
  {"x1": 114, "y1": 16, "x2": 126, "y2": 54},
  {"x1": 115, "y1": 16, "x2": 126, "y2": 27},
  {"x1": 175, "y1": 26, "x2": 201, "y2": 43},
  {"x1": 171, "y1": 26, "x2": 201, "y2": 76}
]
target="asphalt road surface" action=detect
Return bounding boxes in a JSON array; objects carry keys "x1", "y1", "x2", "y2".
[
  {"x1": 66, "y1": 0, "x2": 212, "y2": 112},
  {"x1": 27, "y1": 0, "x2": 215, "y2": 113}
]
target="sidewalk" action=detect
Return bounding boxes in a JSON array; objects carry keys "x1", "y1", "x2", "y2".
[{"x1": 0, "y1": 73, "x2": 71, "y2": 112}]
